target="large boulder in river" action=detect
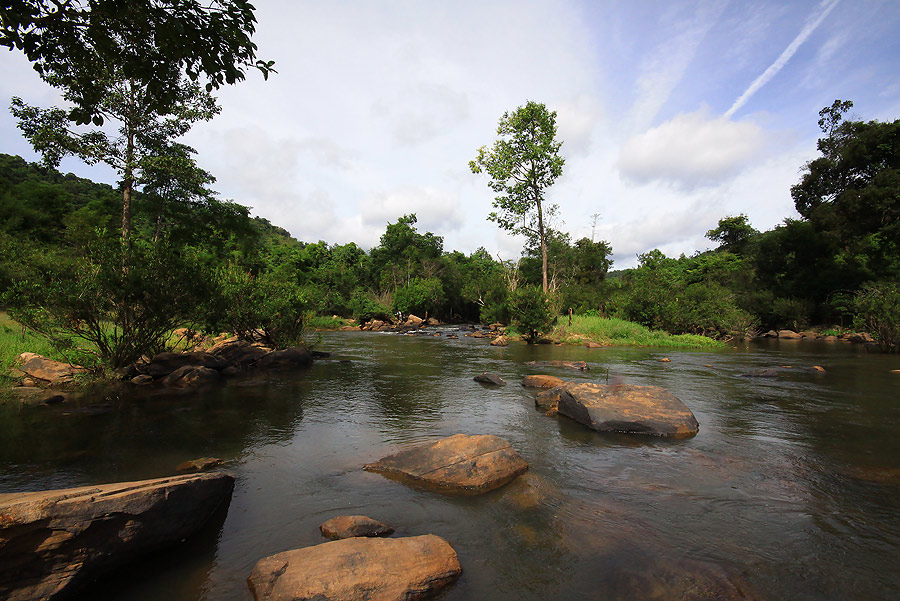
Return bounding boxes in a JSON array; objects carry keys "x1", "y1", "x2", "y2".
[
  {"x1": 0, "y1": 472, "x2": 234, "y2": 601},
  {"x1": 557, "y1": 382, "x2": 699, "y2": 438},
  {"x1": 207, "y1": 340, "x2": 272, "y2": 367},
  {"x1": 248, "y1": 535, "x2": 461, "y2": 601},
  {"x1": 474, "y1": 372, "x2": 506, "y2": 386},
  {"x1": 17, "y1": 353, "x2": 86, "y2": 384},
  {"x1": 162, "y1": 364, "x2": 221, "y2": 388},
  {"x1": 364, "y1": 434, "x2": 528, "y2": 494}
]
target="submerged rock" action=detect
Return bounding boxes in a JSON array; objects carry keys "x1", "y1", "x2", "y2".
[
  {"x1": 176, "y1": 457, "x2": 225, "y2": 473},
  {"x1": 0, "y1": 473, "x2": 234, "y2": 601},
  {"x1": 525, "y1": 360, "x2": 589, "y2": 371},
  {"x1": 364, "y1": 433, "x2": 528, "y2": 494},
  {"x1": 556, "y1": 382, "x2": 699, "y2": 438},
  {"x1": 319, "y1": 515, "x2": 395, "y2": 540},
  {"x1": 474, "y1": 372, "x2": 507, "y2": 386},
  {"x1": 248, "y1": 535, "x2": 461, "y2": 601}
]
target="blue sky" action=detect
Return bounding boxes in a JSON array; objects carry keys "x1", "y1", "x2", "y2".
[{"x1": 2, "y1": 0, "x2": 898, "y2": 267}]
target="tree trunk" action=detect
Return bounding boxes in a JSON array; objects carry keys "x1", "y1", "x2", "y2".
[{"x1": 536, "y1": 193, "x2": 548, "y2": 293}]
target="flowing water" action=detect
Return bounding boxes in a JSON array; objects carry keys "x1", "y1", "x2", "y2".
[{"x1": 1, "y1": 330, "x2": 899, "y2": 600}]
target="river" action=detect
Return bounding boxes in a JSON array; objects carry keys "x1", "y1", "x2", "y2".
[{"x1": 1, "y1": 330, "x2": 898, "y2": 600}]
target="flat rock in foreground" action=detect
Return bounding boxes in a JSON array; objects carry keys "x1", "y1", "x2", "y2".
[
  {"x1": 557, "y1": 383, "x2": 699, "y2": 438},
  {"x1": 0, "y1": 473, "x2": 235, "y2": 601},
  {"x1": 364, "y1": 434, "x2": 527, "y2": 494},
  {"x1": 248, "y1": 535, "x2": 461, "y2": 601}
]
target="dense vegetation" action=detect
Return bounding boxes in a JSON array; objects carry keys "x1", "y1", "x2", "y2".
[{"x1": 0, "y1": 94, "x2": 897, "y2": 369}]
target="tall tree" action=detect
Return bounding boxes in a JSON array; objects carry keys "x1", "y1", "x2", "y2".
[
  {"x1": 11, "y1": 71, "x2": 220, "y2": 246},
  {"x1": 0, "y1": 0, "x2": 274, "y2": 125},
  {"x1": 470, "y1": 100, "x2": 565, "y2": 292}
]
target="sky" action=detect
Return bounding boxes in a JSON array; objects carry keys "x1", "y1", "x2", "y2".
[{"x1": 2, "y1": 0, "x2": 899, "y2": 268}]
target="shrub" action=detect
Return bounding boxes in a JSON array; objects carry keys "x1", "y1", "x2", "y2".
[
  {"x1": 508, "y1": 286, "x2": 557, "y2": 343},
  {"x1": 853, "y1": 281, "x2": 900, "y2": 352},
  {"x1": 211, "y1": 264, "x2": 308, "y2": 349}
]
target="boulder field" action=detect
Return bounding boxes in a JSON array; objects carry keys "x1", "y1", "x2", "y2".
[{"x1": 0, "y1": 473, "x2": 235, "y2": 601}]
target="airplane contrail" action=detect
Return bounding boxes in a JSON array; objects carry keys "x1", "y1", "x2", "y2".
[{"x1": 725, "y1": 0, "x2": 841, "y2": 118}]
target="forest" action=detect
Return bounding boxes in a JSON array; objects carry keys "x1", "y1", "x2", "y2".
[{"x1": 1, "y1": 94, "x2": 898, "y2": 370}]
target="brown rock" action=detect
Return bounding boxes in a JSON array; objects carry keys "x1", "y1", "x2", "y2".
[
  {"x1": 405, "y1": 314, "x2": 425, "y2": 327},
  {"x1": 777, "y1": 330, "x2": 802, "y2": 339},
  {"x1": 525, "y1": 360, "x2": 588, "y2": 370},
  {"x1": 247, "y1": 535, "x2": 461, "y2": 601},
  {"x1": 799, "y1": 331, "x2": 817, "y2": 338},
  {"x1": 254, "y1": 347, "x2": 313, "y2": 369},
  {"x1": 813, "y1": 365, "x2": 827, "y2": 372},
  {"x1": 490, "y1": 335, "x2": 508, "y2": 346},
  {"x1": 522, "y1": 375, "x2": 565, "y2": 388},
  {"x1": 557, "y1": 382, "x2": 699, "y2": 438},
  {"x1": 848, "y1": 332, "x2": 875, "y2": 343},
  {"x1": 471, "y1": 330, "x2": 486, "y2": 338},
  {"x1": 364, "y1": 434, "x2": 528, "y2": 494},
  {"x1": 0, "y1": 473, "x2": 234, "y2": 601},
  {"x1": 658, "y1": 357, "x2": 671, "y2": 362},
  {"x1": 143, "y1": 351, "x2": 227, "y2": 377},
  {"x1": 18, "y1": 355, "x2": 86, "y2": 384},
  {"x1": 474, "y1": 372, "x2": 506, "y2": 386},
  {"x1": 426, "y1": 317, "x2": 441, "y2": 326},
  {"x1": 487, "y1": 322, "x2": 504, "y2": 331},
  {"x1": 339, "y1": 325, "x2": 359, "y2": 331},
  {"x1": 176, "y1": 457, "x2": 225, "y2": 473},
  {"x1": 534, "y1": 386, "x2": 564, "y2": 411},
  {"x1": 319, "y1": 515, "x2": 394, "y2": 540},
  {"x1": 162, "y1": 365, "x2": 220, "y2": 388},
  {"x1": 207, "y1": 340, "x2": 271, "y2": 367},
  {"x1": 585, "y1": 342, "x2": 606, "y2": 348}
]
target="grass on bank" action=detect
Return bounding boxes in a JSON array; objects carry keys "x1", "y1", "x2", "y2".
[
  {"x1": 0, "y1": 312, "x2": 101, "y2": 381},
  {"x1": 551, "y1": 315, "x2": 725, "y2": 348}
]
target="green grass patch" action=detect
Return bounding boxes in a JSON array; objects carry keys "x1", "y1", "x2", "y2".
[
  {"x1": 553, "y1": 315, "x2": 724, "y2": 348},
  {"x1": 0, "y1": 312, "x2": 101, "y2": 381},
  {"x1": 307, "y1": 315, "x2": 351, "y2": 330}
]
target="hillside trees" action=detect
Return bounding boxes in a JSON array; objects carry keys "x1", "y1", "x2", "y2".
[
  {"x1": 471, "y1": 101, "x2": 565, "y2": 293},
  {"x1": 11, "y1": 72, "x2": 220, "y2": 245}
]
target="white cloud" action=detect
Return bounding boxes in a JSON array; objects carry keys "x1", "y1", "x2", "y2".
[
  {"x1": 360, "y1": 187, "x2": 465, "y2": 236},
  {"x1": 617, "y1": 109, "x2": 768, "y2": 188}
]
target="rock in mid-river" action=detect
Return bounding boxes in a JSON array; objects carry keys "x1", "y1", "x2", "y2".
[
  {"x1": 474, "y1": 372, "x2": 507, "y2": 386},
  {"x1": 248, "y1": 535, "x2": 461, "y2": 601},
  {"x1": 0, "y1": 473, "x2": 235, "y2": 601},
  {"x1": 319, "y1": 515, "x2": 395, "y2": 540},
  {"x1": 364, "y1": 433, "x2": 528, "y2": 494},
  {"x1": 557, "y1": 382, "x2": 699, "y2": 438}
]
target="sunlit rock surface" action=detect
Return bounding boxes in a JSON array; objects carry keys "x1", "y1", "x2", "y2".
[
  {"x1": 364, "y1": 434, "x2": 527, "y2": 494},
  {"x1": 248, "y1": 535, "x2": 461, "y2": 601}
]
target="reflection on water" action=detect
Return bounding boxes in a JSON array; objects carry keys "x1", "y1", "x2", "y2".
[{"x1": 1, "y1": 332, "x2": 898, "y2": 600}]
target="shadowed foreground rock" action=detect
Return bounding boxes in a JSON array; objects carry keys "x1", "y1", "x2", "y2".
[
  {"x1": 0, "y1": 473, "x2": 235, "y2": 601},
  {"x1": 248, "y1": 535, "x2": 461, "y2": 601},
  {"x1": 365, "y1": 434, "x2": 528, "y2": 494},
  {"x1": 319, "y1": 515, "x2": 394, "y2": 540},
  {"x1": 557, "y1": 382, "x2": 699, "y2": 438}
]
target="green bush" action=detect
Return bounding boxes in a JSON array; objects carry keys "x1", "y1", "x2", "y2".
[
  {"x1": 853, "y1": 281, "x2": 900, "y2": 352},
  {"x1": 508, "y1": 286, "x2": 557, "y2": 343},
  {"x1": 4, "y1": 236, "x2": 212, "y2": 369},
  {"x1": 392, "y1": 277, "x2": 444, "y2": 317},
  {"x1": 348, "y1": 290, "x2": 392, "y2": 323},
  {"x1": 211, "y1": 264, "x2": 308, "y2": 349}
]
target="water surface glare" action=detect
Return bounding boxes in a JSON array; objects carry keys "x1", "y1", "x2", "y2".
[{"x1": 2, "y1": 332, "x2": 899, "y2": 600}]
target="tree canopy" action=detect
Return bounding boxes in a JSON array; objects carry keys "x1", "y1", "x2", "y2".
[
  {"x1": 470, "y1": 100, "x2": 565, "y2": 292},
  {"x1": 0, "y1": 0, "x2": 274, "y2": 124}
]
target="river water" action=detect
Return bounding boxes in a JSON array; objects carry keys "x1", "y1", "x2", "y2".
[{"x1": 1, "y1": 330, "x2": 899, "y2": 600}]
